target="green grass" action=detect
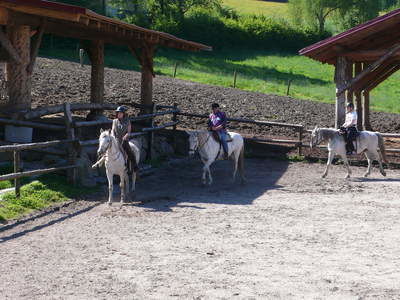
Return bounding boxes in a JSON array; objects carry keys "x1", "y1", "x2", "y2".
[
  {"x1": 222, "y1": 0, "x2": 288, "y2": 17},
  {"x1": 39, "y1": 46, "x2": 400, "y2": 115},
  {"x1": 0, "y1": 174, "x2": 98, "y2": 222}
]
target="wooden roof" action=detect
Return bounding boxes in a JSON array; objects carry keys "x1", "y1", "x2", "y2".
[
  {"x1": 0, "y1": 0, "x2": 212, "y2": 52},
  {"x1": 299, "y1": 9, "x2": 400, "y2": 65}
]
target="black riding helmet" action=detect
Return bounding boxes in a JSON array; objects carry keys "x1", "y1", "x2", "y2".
[
  {"x1": 115, "y1": 106, "x2": 127, "y2": 118},
  {"x1": 211, "y1": 103, "x2": 220, "y2": 109},
  {"x1": 346, "y1": 102, "x2": 354, "y2": 109}
]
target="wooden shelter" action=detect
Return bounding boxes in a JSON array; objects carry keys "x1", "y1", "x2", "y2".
[
  {"x1": 299, "y1": 9, "x2": 400, "y2": 130},
  {"x1": 0, "y1": 0, "x2": 211, "y2": 115}
]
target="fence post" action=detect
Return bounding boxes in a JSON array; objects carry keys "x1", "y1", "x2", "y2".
[
  {"x1": 13, "y1": 150, "x2": 21, "y2": 197},
  {"x1": 63, "y1": 103, "x2": 77, "y2": 185},
  {"x1": 298, "y1": 126, "x2": 303, "y2": 156},
  {"x1": 286, "y1": 79, "x2": 293, "y2": 96},
  {"x1": 233, "y1": 70, "x2": 237, "y2": 88},
  {"x1": 147, "y1": 103, "x2": 156, "y2": 160},
  {"x1": 172, "y1": 103, "x2": 178, "y2": 152},
  {"x1": 173, "y1": 62, "x2": 178, "y2": 78},
  {"x1": 79, "y1": 48, "x2": 84, "y2": 67}
]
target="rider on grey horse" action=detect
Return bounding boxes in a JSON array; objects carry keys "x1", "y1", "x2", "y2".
[
  {"x1": 112, "y1": 106, "x2": 139, "y2": 174},
  {"x1": 340, "y1": 102, "x2": 358, "y2": 155},
  {"x1": 208, "y1": 103, "x2": 229, "y2": 159}
]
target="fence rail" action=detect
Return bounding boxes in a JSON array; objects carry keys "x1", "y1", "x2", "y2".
[{"x1": 0, "y1": 102, "x2": 179, "y2": 198}]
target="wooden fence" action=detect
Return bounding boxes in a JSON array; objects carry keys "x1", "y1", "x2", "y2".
[
  {"x1": 1, "y1": 101, "x2": 400, "y2": 197},
  {"x1": 0, "y1": 102, "x2": 179, "y2": 197},
  {"x1": 176, "y1": 112, "x2": 305, "y2": 155},
  {"x1": 176, "y1": 112, "x2": 400, "y2": 155}
]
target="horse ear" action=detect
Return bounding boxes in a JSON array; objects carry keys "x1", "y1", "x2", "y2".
[
  {"x1": 108, "y1": 129, "x2": 111, "y2": 134},
  {"x1": 100, "y1": 128, "x2": 104, "y2": 133},
  {"x1": 314, "y1": 125, "x2": 318, "y2": 130}
]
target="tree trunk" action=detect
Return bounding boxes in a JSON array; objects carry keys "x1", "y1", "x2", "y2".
[{"x1": 6, "y1": 25, "x2": 31, "y2": 111}]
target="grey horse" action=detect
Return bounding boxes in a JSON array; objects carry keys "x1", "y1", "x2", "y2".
[{"x1": 310, "y1": 126, "x2": 387, "y2": 178}]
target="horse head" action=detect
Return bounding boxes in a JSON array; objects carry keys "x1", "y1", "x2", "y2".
[
  {"x1": 97, "y1": 129, "x2": 112, "y2": 157},
  {"x1": 186, "y1": 131, "x2": 199, "y2": 157},
  {"x1": 310, "y1": 126, "x2": 320, "y2": 149}
]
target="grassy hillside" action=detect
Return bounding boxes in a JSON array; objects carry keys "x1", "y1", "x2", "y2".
[{"x1": 222, "y1": 0, "x2": 288, "y2": 17}]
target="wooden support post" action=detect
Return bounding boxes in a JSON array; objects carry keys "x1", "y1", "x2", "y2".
[
  {"x1": 362, "y1": 90, "x2": 372, "y2": 130},
  {"x1": 6, "y1": 25, "x2": 31, "y2": 111},
  {"x1": 334, "y1": 57, "x2": 348, "y2": 128},
  {"x1": 354, "y1": 62, "x2": 363, "y2": 130},
  {"x1": 172, "y1": 102, "x2": 178, "y2": 152},
  {"x1": 233, "y1": 70, "x2": 237, "y2": 88},
  {"x1": 27, "y1": 19, "x2": 46, "y2": 75},
  {"x1": 63, "y1": 103, "x2": 77, "y2": 185},
  {"x1": 140, "y1": 44, "x2": 155, "y2": 114},
  {"x1": 298, "y1": 126, "x2": 303, "y2": 156},
  {"x1": 13, "y1": 150, "x2": 21, "y2": 197},
  {"x1": 87, "y1": 40, "x2": 105, "y2": 117},
  {"x1": 147, "y1": 103, "x2": 156, "y2": 160}
]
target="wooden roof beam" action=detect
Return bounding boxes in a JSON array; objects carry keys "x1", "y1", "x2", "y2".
[
  {"x1": 344, "y1": 50, "x2": 400, "y2": 62},
  {"x1": 337, "y1": 43, "x2": 400, "y2": 95},
  {"x1": 365, "y1": 64, "x2": 400, "y2": 92},
  {"x1": 349, "y1": 59, "x2": 395, "y2": 92}
]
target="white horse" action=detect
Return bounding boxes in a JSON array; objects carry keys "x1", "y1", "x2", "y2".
[
  {"x1": 92, "y1": 129, "x2": 140, "y2": 205},
  {"x1": 310, "y1": 126, "x2": 387, "y2": 178},
  {"x1": 187, "y1": 130, "x2": 245, "y2": 185}
]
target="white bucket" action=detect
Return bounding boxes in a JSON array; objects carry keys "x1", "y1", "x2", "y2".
[{"x1": 5, "y1": 125, "x2": 33, "y2": 143}]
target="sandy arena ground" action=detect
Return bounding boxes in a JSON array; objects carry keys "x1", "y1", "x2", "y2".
[{"x1": 1, "y1": 158, "x2": 400, "y2": 299}]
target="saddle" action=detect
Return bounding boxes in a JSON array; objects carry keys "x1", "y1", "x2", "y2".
[{"x1": 211, "y1": 131, "x2": 233, "y2": 143}]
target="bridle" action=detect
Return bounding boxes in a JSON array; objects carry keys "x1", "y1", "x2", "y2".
[
  {"x1": 189, "y1": 132, "x2": 211, "y2": 153},
  {"x1": 311, "y1": 129, "x2": 322, "y2": 148},
  {"x1": 98, "y1": 134, "x2": 122, "y2": 162}
]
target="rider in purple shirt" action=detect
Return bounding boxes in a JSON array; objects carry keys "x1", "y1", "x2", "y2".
[{"x1": 208, "y1": 103, "x2": 229, "y2": 159}]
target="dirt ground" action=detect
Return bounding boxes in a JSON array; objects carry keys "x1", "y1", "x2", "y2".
[{"x1": 1, "y1": 157, "x2": 400, "y2": 299}]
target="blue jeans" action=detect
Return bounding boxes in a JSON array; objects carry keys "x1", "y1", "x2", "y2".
[{"x1": 217, "y1": 131, "x2": 228, "y2": 154}]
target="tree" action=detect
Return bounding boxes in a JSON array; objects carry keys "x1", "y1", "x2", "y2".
[
  {"x1": 289, "y1": 0, "x2": 384, "y2": 34},
  {"x1": 108, "y1": 0, "x2": 221, "y2": 28},
  {"x1": 289, "y1": 0, "x2": 345, "y2": 35}
]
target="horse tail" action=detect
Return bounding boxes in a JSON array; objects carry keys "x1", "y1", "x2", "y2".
[
  {"x1": 238, "y1": 142, "x2": 245, "y2": 179},
  {"x1": 377, "y1": 133, "x2": 388, "y2": 163}
]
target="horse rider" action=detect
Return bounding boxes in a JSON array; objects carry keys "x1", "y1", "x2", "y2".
[
  {"x1": 208, "y1": 103, "x2": 229, "y2": 159},
  {"x1": 112, "y1": 106, "x2": 139, "y2": 174},
  {"x1": 340, "y1": 102, "x2": 358, "y2": 155}
]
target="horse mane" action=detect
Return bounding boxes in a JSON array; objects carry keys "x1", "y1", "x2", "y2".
[{"x1": 318, "y1": 127, "x2": 339, "y2": 140}]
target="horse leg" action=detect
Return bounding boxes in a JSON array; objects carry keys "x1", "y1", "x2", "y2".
[
  {"x1": 364, "y1": 151, "x2": 373, "y2": 177},
  {"x1": 207, "y1": 165, "x2": 213, "y2": 185},
  {"x1": 106, "y1": 170, "x2": 113, "y2": 205},
  {"x1": 119, "y1": 172, "x2": 127, "y2": 204},
  {"x1": 376, "y1": 150, "x2": 386, "y2": 177},
  {"x1": 202, "y1": 164, "x2": 207, "y2": 185},
  {"x1": 340, "y1": 154, "x2": 352, "y2": 179},
  {"x1": 232, "y1": 152, "x2": 238, "y2": 183},
  {"x1": 131, "y1": 170, "x2": 136, "y2": 193},
  {"x1": 322, "y1": 151, "x2": 334, "y2": 178}
]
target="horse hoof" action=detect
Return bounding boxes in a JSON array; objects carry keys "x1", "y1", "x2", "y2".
[
  {"x1": 382, "y1": 172, "x2": 387, "y2": 177},
  {"x1": 107, "y1": 202, "x2": 112, "y2": 206},
  {"x1": 345, "y1": 175, "x2": 350, "y2": 179},
  {"x1": 321, "y1": 174, "x2": 327, "y2": 179},
  {"x1": 363, "y1": 173, "x2": 369, "y2": 178}
]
